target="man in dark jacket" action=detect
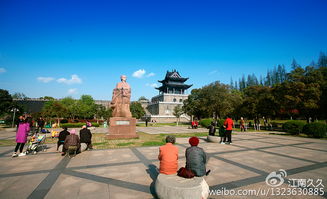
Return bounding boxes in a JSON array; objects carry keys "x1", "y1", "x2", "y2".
[
  {"x1": 207, "y1": 121, "x2": 216, "y2": 136},
  {"x1": 80, "y1": 125, "x2": 93, "y2": 150},
  {"x1": 185, "y1": 137, "x2": 209, "y2": 177},
  {"x1": 57, "y1": 127, "x2": 70, "y2": 150},
  {"x1": 37, "y1": 117, "x2": 45, "y2": 133}
]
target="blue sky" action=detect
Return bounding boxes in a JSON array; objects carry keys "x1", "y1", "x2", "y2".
[{"x1": 0, "y1": 0, "x2": 326, "y2": 100}]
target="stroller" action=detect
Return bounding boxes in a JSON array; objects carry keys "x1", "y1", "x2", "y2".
[{"x1": 26, "y1": 133, "x2": 47, "y2": 155}]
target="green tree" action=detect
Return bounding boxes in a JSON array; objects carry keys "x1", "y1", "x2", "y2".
[
  {"x1": 184, "y1": 81, "x2": 240, "y2": 120},
  {"x1": 318, "y1": 52, "x2": 327, "y2": 67},
  {"x1": 41, "y1": 100, "x2": 67, "y2": 125},
  {"x1": 40, "y1": 96, "x2": 55, "y2": 100},
  {"x1": 202, "y1": 81, "x2": 234, "y2": 119},
  {"x1": 61, "y1": 97, "x2": 78, "y2": 119},
  {"x1": 94, "y1": 104, "x2": 112, "y2": 122},
  {"x1": 238, "y1": 86, "x2": 277, "y2": 120},
  {"x1": 78, "y1": 95, "x2": 96, "y2": 119},
  {"x1": 0, "y1": 89, "x2": 13, "y2": 116},
  {"x1": 173, "y1": 105, "x2": 183, "y2": 126},
  {"x1": 183, "y1": 89, "x2": 209, "y2": 119},
  {"x1": 130, "y1": 102, "x2": 145, "y2": 119},
  {"x1": 12, "y1": 92, "x2": 28, "y2": 99}
]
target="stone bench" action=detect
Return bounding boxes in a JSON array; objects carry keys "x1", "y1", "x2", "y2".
[
  {"x1": 80, "y1": 143, "x2": 87, "y2": 152},
  {"x1": 155, "y1": 174, "x2": 209, "y2": 199},
  {"x1": 58, "y1": 145, "x2": 63, "y2": 152},
  {"x1": 207, "y1": 135, "x2": 220, "y2": 143},
  {"x1": 58, "y1": 143, "x2": 87, "y2": 152}
]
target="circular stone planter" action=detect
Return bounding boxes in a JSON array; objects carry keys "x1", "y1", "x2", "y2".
[
  {"x1": 80, "y1": 143, "x2": 87, "y2": 152},
  {"x1": 155, "y1": 174, "x2": 209, "y2": 199},
  {"x1": 207, "y1": 135, "x2": 220, "y2": 143}
]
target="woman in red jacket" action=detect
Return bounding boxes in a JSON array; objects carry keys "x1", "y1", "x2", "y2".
[{"x1": 223, "y1": 116, "x2": 234, "y2": 144}]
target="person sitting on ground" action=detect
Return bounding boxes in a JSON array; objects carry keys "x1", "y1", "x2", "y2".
[
  {"x1": 158, "y1": 135, "x2": 178, "y2": 175},
  {"x1": 207, "y1": 121, "x2": 216, "y2": 136},
  {"x1": 185, "y1": 137, "x2": 209, "y2": 177},
  {"x1": 191, "y1": 120, "x2": 199, "y2": 129},
  {"x1": 62, "y1": 129, "x2": 80, "y2": 156},
  {"x1": 86, "y1": 120, "x2": 92, "y2": 127},
  {"x1": 57, "y1": 127, "x2": 70, "y2": 151},
  {"x1": 80, "y1": 125, "x2": 93, "y2": 150}
]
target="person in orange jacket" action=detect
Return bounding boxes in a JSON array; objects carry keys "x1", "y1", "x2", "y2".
[
  {"x1": 223, "y1": 115, "x2": 234, "y2": 144},
  {"x1": 158, "y1": 135, "x2": 178, "y2": 175}
]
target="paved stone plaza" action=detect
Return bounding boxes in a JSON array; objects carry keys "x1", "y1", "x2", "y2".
[{"x1": 0, "y1": 128, "x2": 326, "y2": 199}]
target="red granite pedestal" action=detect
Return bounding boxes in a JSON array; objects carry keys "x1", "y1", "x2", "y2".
[{"x1": 107, "y1": 117, "x2": 138, "y2": 139}]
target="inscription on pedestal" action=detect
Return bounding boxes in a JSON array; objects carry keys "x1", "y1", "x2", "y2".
[{"x1": 116, "y1": 121, "x2": 130, "y2": 125}]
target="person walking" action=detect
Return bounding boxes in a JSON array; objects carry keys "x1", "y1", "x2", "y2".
[
  {"x1": 12, "y1": 116, "x2": 30, "y2": 157},
  {"x1": 240, "y1": 117, "x2": 246, "y2": 132},
  {"x1": 223, "y1": 116, "x2": 234, "y2": 144},
  {"x1": 37, "y1": 117, "x2": 45, "y2": 133}
]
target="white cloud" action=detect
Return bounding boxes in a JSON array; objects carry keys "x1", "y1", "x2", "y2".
[
  {"x1": 132, "y1": 69, "x2": 146, "y2": 78},
  {"x1": 57, "y1": 74, "x2": 82, "y2": 84},
  {"x1": 67, "y1": 88, "x2": 77, "y2": 94},
  {"x1": 208, "y1": 70, "x2": 218, "y2": 75},
  {"x1": 146, "y1": 72, "x2": 155, "y2": 77},
  {"x1": 146, "y1": 83, "x2": 158, "y2": 88},
  {"x1": 132, "y1": 69, "x2": 156, "y2": 78},
  {"x1": 0, "y1": 68, "x2": 6, "y2": 74},
  {"x1": 37, "y1": 77, "x2": 54, "y2": 83}
]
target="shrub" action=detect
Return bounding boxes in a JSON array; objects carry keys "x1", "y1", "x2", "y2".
[
  {"x1": 199, "y1": 118, "x2": 225, "y2": 128},
  {"x1": 60, "y1": 119, "x2": 68, "y2": 124},
  {"x1": 282, "y1": 120, "x2": 306, "y2": 135},
  {"x1": 216, "y1": 119, "x2": 225, "y2": 127},
  {"x1": 199, "y1": 118, "x2": 213, "y2": 128},
  {"x1": 61, "y1": 122, "x2": 100, "y2": 128},
  {"x1": 303, "y1": 122, "x2": 327, "y2": 138}
]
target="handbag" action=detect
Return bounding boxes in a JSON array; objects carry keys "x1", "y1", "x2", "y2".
[{"x1": 177, "y1": 167, "x2": 195, "y2": 178}]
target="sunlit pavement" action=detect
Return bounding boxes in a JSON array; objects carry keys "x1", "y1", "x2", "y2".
[{"x1": 0, "y1": 128, "x2": 326, "y2": 199}]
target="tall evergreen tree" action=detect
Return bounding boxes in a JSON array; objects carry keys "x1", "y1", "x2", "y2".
[
  {"x1": 291, "y1": 58, "x2": 301, "y2": 70},
  {"x1": 230, "y1": 77, "x2": 234, "y2": 89},
  {"x1": 318, "y1": 52, "x2": 327, "y2": 67}
]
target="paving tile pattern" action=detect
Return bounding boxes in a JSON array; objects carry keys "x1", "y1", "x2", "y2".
[{"x1": 0, "y1": 130, "x2": 326, "y2": 199}]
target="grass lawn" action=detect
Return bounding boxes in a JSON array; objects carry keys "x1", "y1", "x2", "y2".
[
  {"x1": 0, "y1": 132, "x2": 208, "y2": 148},
  {"x1": 0, "y1": 139, "x2": 16, "y2": 146},
  {"x1": 89, "y1": 132, "x2": 208, "y2": 149},
  {"x1": 136, "y1": 123, "x2": 189, "y2": 127}
]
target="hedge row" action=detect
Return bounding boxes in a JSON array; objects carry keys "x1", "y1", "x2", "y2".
[
  {"x1": 60, "y1": 122, "x2": 100, "y2": 128},
  {"x1": 282, "y1": 121, "x2": 306, "y2": 135},
  {"x1": 303, "y1": 122, "x2": 327, "y2": 138},
  {"x1": 199, "y1": 118, "x2": 225, "y2": 128},
  {"x1": 282, "y1": 120, "x2": 327, "y2": 138}
]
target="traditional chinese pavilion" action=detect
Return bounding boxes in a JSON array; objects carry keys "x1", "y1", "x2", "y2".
[
  {"x1": 156, "y1": 70, "x2": 192, "y2": 95},
  {"x1": 146, "y1": 70, "x2": 192, "y2": 122}
]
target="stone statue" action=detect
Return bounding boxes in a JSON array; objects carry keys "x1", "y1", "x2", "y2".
[{"x1": 110, "y1": 75, "x2": 132, "y2": 118}]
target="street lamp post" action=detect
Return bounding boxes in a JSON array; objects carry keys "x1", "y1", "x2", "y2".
[{"x1": 11, "y1": 108, "x2": 19, "y2": 128}]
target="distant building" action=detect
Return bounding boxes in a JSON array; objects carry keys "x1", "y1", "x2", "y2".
[
  {"x1": 14, "y1": 98, "x2": 50, "y2": 113},
  {"x1": 14, "y1": 98, "x2": 111, "y2": 114},
  {"x1": 146, "y1": 70, "x2": 192, "y2": 123}
]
